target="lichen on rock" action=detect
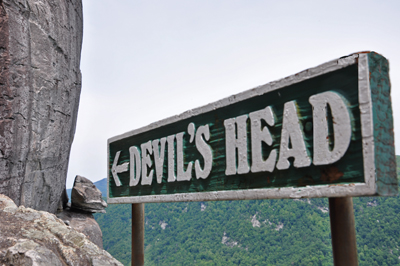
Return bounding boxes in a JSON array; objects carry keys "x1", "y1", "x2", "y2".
[{"x1": 0, "y1": 194, "x2": 123, "y2": 266}]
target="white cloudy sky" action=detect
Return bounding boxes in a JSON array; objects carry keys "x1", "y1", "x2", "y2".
[{"x1": 66, "y1": 0, "x2": 400, "y2": 188}]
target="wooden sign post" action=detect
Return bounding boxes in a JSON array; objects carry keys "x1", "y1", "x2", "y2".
[
  {"x1": 131, "y1": 203, "x2": 144, "y2": 266},
  {"x1": 108, "y1": 52, "x2": 396, "y2": 266},
  {"x1": 329, "y1": 197, "x2": 358, "y2": 265}
]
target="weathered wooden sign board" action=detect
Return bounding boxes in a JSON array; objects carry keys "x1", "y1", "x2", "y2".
[{"x1": 108, "y1": 52, "x2": 397, "y2": 204}]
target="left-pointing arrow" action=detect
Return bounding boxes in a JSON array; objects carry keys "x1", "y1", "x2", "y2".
[{"x1": 111, "y1": 151, "x2": 129, "y2": 187}]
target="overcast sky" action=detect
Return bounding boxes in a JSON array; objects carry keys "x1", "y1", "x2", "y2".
[{"x1": 66, "y1": 0, "x2": 400, "y2": 188}]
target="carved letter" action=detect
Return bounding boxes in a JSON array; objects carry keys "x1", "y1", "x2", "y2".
[
  {"x1": 195, "y1": 124, "x2": 213, "y2": 179},
  {"x1": 167, "y1": 135, "x2": 176, "y2": 182},
  {"x1": 276, "y1": 101, "x2": 311, "y2": 169},
  {"x1": 224, "y1": 115, "x2": 249, "y2": 175},
  {"x1": 176, "y1": 132, "x2": 193, "y2": 181},
  {"x1": 141, "y1": 141, "x2": 153, "y2": 185},
  {"x1": 249, "y1": 106, "x2": 277, "y2": 173},
  {"x1": 152, "y1": 137, "x2": 166, "y2": 184},
  {"x1": 309, "y1": 91, "x2": 351, "y2": 165},
  {"x1": 129, "y1": 146, "x2": 141, "y2": 186}
]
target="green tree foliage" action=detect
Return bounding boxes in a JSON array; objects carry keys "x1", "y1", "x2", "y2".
[{"x1": 94, "y1": 156, "x2": 400, "y2": 265}]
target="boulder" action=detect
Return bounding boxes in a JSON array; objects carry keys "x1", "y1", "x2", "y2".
[
  {"x1": 0, "y1": 0, "x2": 83, "y2": 213},
  {"x1": 0, "y1": 194, "x2": 123, "y2": 266},
  {"x1": 57, "y1": 209, "x2": 104, "y2": 249},
  {"x1": 71, "y1": 175, "x2": 107, "y2": 213},
  {"x1": 4, "y1": 239, "x2": 64, "y2": 266}
]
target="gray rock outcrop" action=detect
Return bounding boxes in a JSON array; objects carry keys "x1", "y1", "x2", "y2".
[
  {"x1": 57, "y1": 209, "x2": 104, "y2": 249},
  {"x1": 71, "y1": 175, "x2": 107, "y2": 213},
  {"x1": 0, "y1": 194, "x2": 123, "y2": 266},
  {"x1": 0, "y1": 0, "x2": 83, "y2": 213}
]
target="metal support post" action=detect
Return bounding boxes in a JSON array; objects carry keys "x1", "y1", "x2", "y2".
[
  {"x1": 132, "y1": 203, "x2": 145, "y2": 266},
  {"x1": 329, "y1": 197, "x2": 358, "y2": 266}
]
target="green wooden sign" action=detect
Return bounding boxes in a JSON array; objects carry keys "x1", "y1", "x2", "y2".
[{"x1": 107, "y1": 52, "x2": 397, "y2": 204}]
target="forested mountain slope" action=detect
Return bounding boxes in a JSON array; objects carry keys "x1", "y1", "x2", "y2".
[{"x1": 94, "y1": 156, "x2": 400, "y2": 266}]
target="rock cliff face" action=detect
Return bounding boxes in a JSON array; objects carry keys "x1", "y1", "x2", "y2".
[
  {"x1": 0, "y1": 0, "x2": 83, "y2": 213},
  {"x1": 0, "y1": 194, "x2": 123, "y2": 266}
]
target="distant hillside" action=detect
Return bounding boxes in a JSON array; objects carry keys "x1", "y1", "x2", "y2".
[
  {"x1": 66, "y1": 178, "x2": 107, "y2": 200},
  {"x1": 94, "y1": 178, "x2": 107, "y2": 196},
  {"x1": 94, "y1": 157, "x2": 400, "y2": 266}
]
